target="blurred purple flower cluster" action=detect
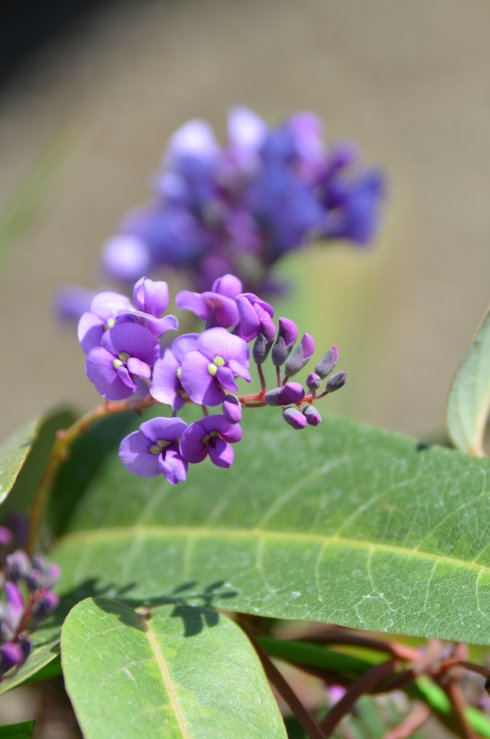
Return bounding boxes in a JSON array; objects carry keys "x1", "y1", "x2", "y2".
[
  {"x1": 0, "y1": 518, "x2": 59, "y2": 680},
  {"x1": 79, "y1": 274, "x2": 346, "y2": 485},
  {"x1": 103, "y1": 108, "x2": 385, "y2": 293}
]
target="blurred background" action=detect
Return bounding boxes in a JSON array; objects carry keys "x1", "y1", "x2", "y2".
[{"x1": 0, "y1": 0, "x2": 489, "y2": 442}]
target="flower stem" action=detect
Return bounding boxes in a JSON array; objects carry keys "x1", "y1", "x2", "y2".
[{"x1": 27, "y1": 395, "x2": 157, "y2": 553}]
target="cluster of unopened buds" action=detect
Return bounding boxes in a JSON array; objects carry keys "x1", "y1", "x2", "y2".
[
  {"x1": 0, "y1": 519, "x2": 59, "y2": 680},
  {"x1": 79, "y1": 274, "x2": 347, "y2": 485}
]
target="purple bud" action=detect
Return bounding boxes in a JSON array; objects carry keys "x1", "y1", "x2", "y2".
[
  {"x1": 5, "y1": 550, "x2": 31, "y2": 581},
  {"x1": 284, "y1": 333, "x2": 315, "y2": 377},
  {"x1": 0, "y1": 526, "x2": 13, "y2": 548},
  {"x1": 253, "y1": 332, "x2": 274, "y2": 364},
  {"x1": 30, "y1": 591, "x2": 59, "y2": 621},
  {"x1": 315, "y1": 345, "x2": 339, "y2": 378},
  {"x1": 272, "y1": 318, "x2": 298, "y2": 367},
  {"x1": 278, "y1": 382, "x2": 305, "y2": 405},
  {"x1": 212, "y1": 274, "x2": 243, "y2": 298},
  {"x1": 306, "y1": 372, "x2": 322, "y2": 391},
  {"x1": 0, "y1": 643, "x2": 28, "y2": 675},
  {"x1": 133, "y1": 277, "x2": 169, "y2": 317},
  {"x1": 223, "y1": 395, "x2": 242, "y2": 424},
  {"x1": 5, "y1": 582, "x2": 24, "y2": 614},
  {"x1": 264, "y1": 388, "x2": 283, "y2": 406},
  {"x1": 326, "y1": 371, "x2": 347, "y2": 392},
  {"x1": 303, "y1": 406, "x2": 322, "y2": 426},
  {"x1": 283, "y1": 407, "x2": 307, "y2": 430}
]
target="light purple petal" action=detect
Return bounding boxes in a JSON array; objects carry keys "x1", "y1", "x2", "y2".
[
  {"x1": 116, "y1": 365, "x2": 139, "y2": 391},
  {"x1": 102, "y1": 235, "x2": 151, "y2": 282},
  {"x1": 223, "y1": 396, "x2": 242, "y2": 424},
  {"x1": 90, "y1": 291, "x2": 132, "y2": 321},
  {"x1": 235, "y1": 296, "x2": 260, "y2": 341},
  {"x1": 176, "y1": 290, "x2": 208, "y2": 321},
  {"x1": 133, "y1": 278, "x2": 169, "y2": 317},
  {"x1": 227, "y1": 359, "x2": 251, "y2": 382},
  {"x1": 127, "y1": 357, "x2": 151, "y2": 379},
  {"x1": 228, "y1": 107, "x2": 267, "y2": 152},
  {"x1": 119, "y1": 431, "x2": 161, "y2": 476},
  {"x1": 140, "y1": 416, "x2": 187, "y2": 443},
  {"x1": 211, "y1": 274, "x2": 243, "y2": 298},
  {"x1": 197, "y1": 327, "x2": 250, "y2": 367},
  {"x1": 166, "y1": 120, "x2": 219, "y2": 164},
  {"x1": 102, "y1": 323, "x2": 159, "y2": 366},
  {"x1": 239, "y1": 292, "x2": 274, "y2": 317},
  {"x1": 180, "y1": 350, "x2": 225, "y2": 406},
  {"x1": 150, "y1": 351, "x2": 180, "y2": 406},
  {"x1": 208, "y1": 438, "x2": 234, "y2": 468},
  {"x1": 78, "y1": 312, "x2": 104, "y2": 354},
  {"x1": 171, "y1": 333, "x2": 200, "y2": 362},
  {"x1": 115, "y1": 310, "x2": 178, "y2": 339},
  {"x1": 159, "y1": 449, "x2": 188, "y2": 485},
  {"x1": 86, "y1": 348, "x2": 132, "y2": 399}
]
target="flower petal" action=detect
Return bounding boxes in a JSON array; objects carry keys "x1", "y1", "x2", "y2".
[
  {"x1": 86, "y1": 348, "x2": 134, "y2": 399},
  {"x1": 180, "y1": 350, "x2": 225, "y2": 406},
  {"x1": 159, "y1": 449, "x2": 188, "y2": 485},
  {"x1": 208, "y1": 438, "x2": 234, "y2": 468},
  {"x1": 119, "y1": 431, "x2": 161, "y2": 476},
  {"x1": 140, "y1": 416, "x2": 187, "y2": 443}
]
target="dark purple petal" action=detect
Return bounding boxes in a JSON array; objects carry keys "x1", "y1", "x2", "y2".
[
  {"x1": 303, "y1": 406, "x2": 322, "y2": 426},
  {"x1": 86, "y1": 348, "x2": 135, "y2": 399},
  {"x1": 102, "y1": 323, "x2": 159, "y2": 367},
  {"x1": 159, "y1": 449, "x2": 188, "y2": 485},
  {"x1": 179, "y1": 421, "x2": 209, "y2": 463},
  {"x1": 283, "y1": 407, "x2": 307, "y2": 430},
  {"x1": 180, "y1": 350, "x2": 225, "y2": 406},
  {"x1": 0, "y1": 643, "x2": 27, "y2": 674},
  {"x1": 279, "y1": 382, "x2": 305, "y2": 404},
  {"x1": 239, "y1": 293, "x2": 274, "y2": 317},
  {"x1": 216, "y1": 366, "x2": 239, "y2": 392},
  {"x1": 208, "y1": 438, "x2": 234, "y2": 468},
  {"x1": 235, "y1": 296, "x2": 260, "y2": 341},
  {"x1": 119, "y1": 431, "x2": 161, "y2": 476},
  {"x1": 133, "y1": 277, "x2": 169, "y2": 317},
  {"x1": 223, "y1": 395, "x2": 242, "y2": 424},
  {"x1": 140, "y1": 416, "x2": 187, "y2": 443}
]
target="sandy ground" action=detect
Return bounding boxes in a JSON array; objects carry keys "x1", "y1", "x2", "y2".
[{"x1": 0, "y1": 0, "x2": 489, "y2": 441}]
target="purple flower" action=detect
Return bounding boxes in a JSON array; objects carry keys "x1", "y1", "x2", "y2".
[
  {"x1": 102, "y1": 235, "x2": 151, "y2": 282},
  {"x1": 118, "y1": 278, "x2": 178, "y2": 338},
  {"x1": 180, "y1": 328, "x2": 251, "y2": 406},
  {"x1": 323, "y1": 170, "x2": 385, "y2": 245},
  {"x1": 86, "y1": 323, "x2": 159, "y2": 400},
  {"x1": 0, "y1": 642, "x2": 29, "y2": 676},
  {"x1": 120, "y1": 417, "x2": 188, "y2": 484},
  {"x1": 150, "y1": 333, "x2": 199, "y2": 411},
  {"x1": 54, "y1": 285, "x2": 96, "y2": 324},
  {"x1": 180, "y1": 416, "x2": 242, "y2": 468},
  {"x1": 176, "y1": 274, "x2": 242, "y2": 329}
]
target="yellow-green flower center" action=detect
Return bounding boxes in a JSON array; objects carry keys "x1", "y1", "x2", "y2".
[
  {"x1": 149, "y1": 439, "x2": 171, "y2": 455},
  {"x1": 104, "y1": 317, "x2": 116, "y2": 330},
  {"x1": 207, "y1": 355, "x2": 225, "y2": 377}
]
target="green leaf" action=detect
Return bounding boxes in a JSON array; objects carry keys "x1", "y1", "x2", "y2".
[
  {"x1": 0, "y1": 721, "x2": 34, "y2": 738},
  {"x1": 447, "y1": 305, "x2": 490, "y2": 456},
  {"x1": 61, "y1": 597, "x2": 286, "y2": 739},
  {"x1": 0, "y1": 418, "x2": 40, "y2": 506},
  {"x1": 52, "y1": 411, "x2": 490, "y2": 643}
]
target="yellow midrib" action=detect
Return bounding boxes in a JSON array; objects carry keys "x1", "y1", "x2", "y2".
[{"x1": 58, "y1": 525, "x2": 490, "y2": 576}]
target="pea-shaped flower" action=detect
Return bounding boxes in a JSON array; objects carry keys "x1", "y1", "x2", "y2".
[{"x1": 119, "y1": 417, "x2": 188, "y2": 484}]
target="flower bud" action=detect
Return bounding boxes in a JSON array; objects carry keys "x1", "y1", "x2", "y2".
[
  {"x1": 223, "y1": 395, "x2": 242, "y2": 424},
  {"x1": 0, "y1": 526, "x2": 13, "y2": 548},
  {"x1": 283, "y1": 407, "x2": 307, "y2": 430},
  {"x1": 306, "y1": 372, "x2": 321, "y2": 391},
  {"x1": 31, "y1": 591, "x2": 60, "y2": 621},
  {"x1": 315, "y1": 345, "x2": 339, "y2": 378},
  {"x1": 5, "y1": 550, "x2": 31, "y2": 581},
  {"x1": 284, "y1": 333, "x2": 315, "y2": 377},
  {"x1": 0, "y1": 642, "x2": 28, "y2": 676},
  {"x1": 326, "y1": 371, "x2": 347, "y2": 392},
  {"x1": 272, "y1": 318, "x2": 298, "y2": 366},
  {"x1": 264, "y1": 388, "x2": 282, "y2": 406},
  {"x1": 253, "y1": 331, "x2": 274, "y2": 364},
  {"x1": 303, "y1": 406, "x2": 322, "y2": 426},
  {"x1": 278, "y1": 382, "x2": 305, "y2": 405}
]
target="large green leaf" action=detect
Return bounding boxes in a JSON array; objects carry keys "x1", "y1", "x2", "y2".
[
  {"x1": 61, "y1": 597, "x2": 286, "y2": 739},
  {"x1": 0, "y1": 721, "x2": 34, "y2": 738},
  {"x1": 52, "y1": 411, "x2": 490, "y2": 643},
  {"x1": 447, "y1": 305, "x2": 490, "y2": 456}
]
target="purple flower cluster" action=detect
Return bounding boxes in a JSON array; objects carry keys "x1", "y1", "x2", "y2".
[
  {"x1": 79, "y1": 273, "x2": 347, "y2": 486},
  {"x1": 102, "y1": 108, "x2": 384, "y2": 292},
  {"x1": 0, "y1": 521, "x2": 59, "y2": 680}
]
